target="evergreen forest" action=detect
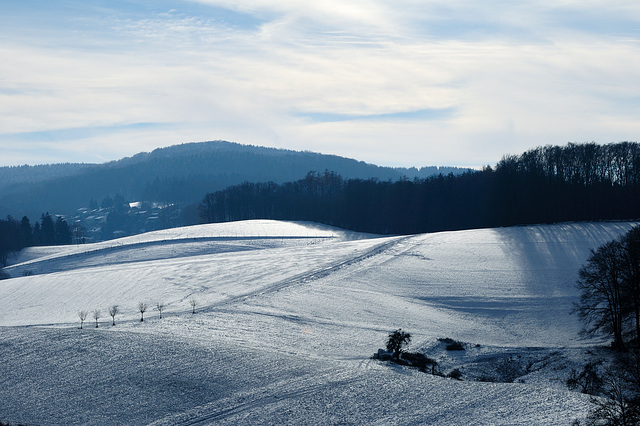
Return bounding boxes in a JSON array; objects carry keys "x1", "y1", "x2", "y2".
[{"x1": 199, "y1": 142, "x2": 640, "y2": 234}]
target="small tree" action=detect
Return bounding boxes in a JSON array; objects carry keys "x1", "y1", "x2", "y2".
[
  {"x1": 156, "y1": 302, "x2": 165, "y2": 319},
  {"x1": 386, "y1": 329, "x2": 411, "y2": 359},
  {"x1": 92, "y1": 309, "x2": 101, "y2": 328},
  {"x1": 78, "y1": 310, "x2": 88, "y2": 329},
  {"x1": 138, "y1": 302, "x2": 148, "y2": 322},
  {"x1": 189, "y1": 298, "x2": 197, "y2": 314},
  {"x1": 108, "y1": 305, "x2": 119, "y2": 326}
]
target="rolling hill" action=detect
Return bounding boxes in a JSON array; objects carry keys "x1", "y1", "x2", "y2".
[
  {"x1": 0, "y1": 220, "x2": 635, "y2": 424},
  {"x1": 0, "y1": 141, "x2": 466, "y2": 220}
]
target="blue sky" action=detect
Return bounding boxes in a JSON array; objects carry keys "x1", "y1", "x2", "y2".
[{"x1": 1, "y1": 1, "x2": 640, "y2": 167}]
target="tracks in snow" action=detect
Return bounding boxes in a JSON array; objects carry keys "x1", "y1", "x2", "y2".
[{"x1": 202, "y1": 235, "x2": 412, "y2": 311}]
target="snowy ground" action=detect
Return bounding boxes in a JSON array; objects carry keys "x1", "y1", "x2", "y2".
[{"x1": 0, "y1": 219, "x2": 635, "y2": 425}]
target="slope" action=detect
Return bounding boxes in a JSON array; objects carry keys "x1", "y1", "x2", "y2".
[{"x1": 0, "y1": 220, "x2": 635, "y2": 425}]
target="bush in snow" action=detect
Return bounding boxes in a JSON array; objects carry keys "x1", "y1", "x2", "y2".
[
  {"x1": 189, "y1": 298, "x2": 198, "y2": 314},
  {"x1": 400, "y1": 352, "x2": 438, "y2": 373},
  {"x1": 448, "y1": 368, "x2": 463, "y2": 380},
  {"x1": 580, "y1": 351, "x2": 640, "y2": 425},
  {"x1": 567, "y1": 360, "x2": 604, "y2": 395},
  {"x1": 374, "y1": 330, "x2": 439, "y2": 374},
  {"x1": 439, "y1": 337, "x2": 466, "y2": 351},
  {"x1": 495, "y1": 355, "x2": 528, "y2": 383}
]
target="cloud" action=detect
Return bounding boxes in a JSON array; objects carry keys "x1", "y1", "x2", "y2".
[
  {"x1": 0, "y1": 123, "x2": 171, "y2": 143},
  {"x1": 1, "y1": 1, "x2": 640, "y2": 167},
  {"x1": 297, "y1": 108, "x2": 456, "y2": 123}
]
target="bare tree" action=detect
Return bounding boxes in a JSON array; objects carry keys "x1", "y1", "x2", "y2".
[
  {"x1": 108, "y1": 305, "x2": 119, "y2": 326},
  {"x1": 138, "y1": 302, "x2": 148, "y2": 322},
  {"x1": 575, "y1": 240, "x2": 626, "y2": 350},
  {"x1": 78, "y1": 310, "x2": 88, "y2": 329},
  {"x1": 621, "y1": 226, "x2": 640, "y2": 343},
  {"x1": 189, "y1": 298, "x2": 197, "y2": 314},
  {"x1": 586, "y1": 361, "x2": 640, "y2": 425},
  {"x1": 92, "y1": 309, "x2": 101, "y2": 328},
  {"x1": 156, "y1": 302, "x2": 165, "y2": 319}
]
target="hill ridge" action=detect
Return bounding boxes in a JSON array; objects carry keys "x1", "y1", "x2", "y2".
[{"x1": 0, "y1": 141, "x2": 467, "y2": 220}]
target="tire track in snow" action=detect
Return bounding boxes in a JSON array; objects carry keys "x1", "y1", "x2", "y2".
[{"x1": 201, "y1": 236, "x2": 411, "y2": 311}]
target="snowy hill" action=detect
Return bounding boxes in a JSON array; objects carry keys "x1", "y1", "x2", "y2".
[{"x1": 0, "y1": 220, "x2": 636, "y2": 425}]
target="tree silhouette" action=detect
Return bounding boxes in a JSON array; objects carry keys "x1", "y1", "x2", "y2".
[
  {"x1": 78, "y1": 310, "x2": 88, "y2": 329},
  {"x1": 39, "y1": 213, "x2": 55, "y2": 246},
  {"x1": 54, "y1": 216, "x2": 72, "y2": 245},
  {"x1": 138, "y1": 302, "x2": 148, "y2": 322},
  {"x1": 574, "y1": 226, "x2": 640, "y2": 351},
  {"x1": 575, "y1": 240, "x2": 626, "y2": 350},
  {"x1": 386, "y1": 329, "x2": 411, "y2": 359},
  {"x1": 108, "y1": 305, "x2": 119, "y2": 326},
  {"x1": 156, "y1": 302, "x2": 165, "y2": 319},
  {"x1": 92, "y1": 309, "x2": 101, "y2": 328}
]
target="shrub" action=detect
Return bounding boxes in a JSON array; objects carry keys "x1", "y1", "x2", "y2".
[
  {"x1": 566, "y1": 360, "x2": 604, "y2": 395},
  {"x1": 446, "y1": 341, "x2": 465, "y2": 351},
  {"x1": 400, "y1": 352, "x2": 437, "y2": 372},
  {"x1": 495, "y1": 356, "x2": 527, "y2": 383},
  {"x1": 439, "y1": 337, "x2": 465, "y2": 351},
  {"x1": 448, "y1": 368, "x2": 463, "y2": 380}
]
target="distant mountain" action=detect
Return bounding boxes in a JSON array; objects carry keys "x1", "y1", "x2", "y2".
[
  {"x1": 0, "y1": 163, "x2": 96, "y2": 191},
  {"x1": 0, "y1": 141, "x2": 469, "y2": 219}
]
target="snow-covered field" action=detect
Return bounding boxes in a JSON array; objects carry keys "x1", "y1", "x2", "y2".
[{"x1": 0, "y1": 219, "x2": 635, "y2": 425}]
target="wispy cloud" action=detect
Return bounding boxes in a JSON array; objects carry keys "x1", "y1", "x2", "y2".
[
  {"x1": 1, "y1": 123, "x2": 172, "y2": 142},
  {"x1": 1, "y1": 1, "x2": 640, "y2": 167},
  {"x1": 298, "y1": 108, "x2": 456, "y2": 123}
]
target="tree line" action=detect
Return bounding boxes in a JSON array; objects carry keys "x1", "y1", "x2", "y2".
[
  {"x1": 199, "y1": 142, "x2": 640, "y2": 234},
  {"x1": 0, "y1": 213, "x2": 71, "y2": 266}
]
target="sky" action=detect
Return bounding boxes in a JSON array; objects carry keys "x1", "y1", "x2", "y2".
[{"x1": 1, "y1": 1, "x2": 640, "y2": 168}]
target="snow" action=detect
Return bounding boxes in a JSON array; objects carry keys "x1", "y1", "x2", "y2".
[{"x1": 0, "y1": 219, "x2": 636, "y2": 425}]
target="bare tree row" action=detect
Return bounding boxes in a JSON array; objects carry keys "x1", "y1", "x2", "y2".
[{"x1": 77, "y1": 298, "x2": 198, "y2": 329}]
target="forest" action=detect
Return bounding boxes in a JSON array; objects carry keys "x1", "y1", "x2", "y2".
[
  {"x1": 199, "y1": 142, "x2": 640, "y2": 234},
  {"x1": 0, "y1": 213, "x2": 71, "y2": 267}
]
